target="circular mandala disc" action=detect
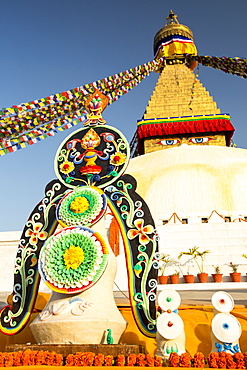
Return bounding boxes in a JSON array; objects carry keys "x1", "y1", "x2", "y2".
[
  {"x1": 211, "y1": 291, "x2": 234, "y2": 312},
  {"x1": 54, "y1": 125, "x2": 130, "y2": 189},
  {"x1": 212, "y1": 313, "x2": 241, "y2": 343},
  {"x1": 157, "y1": 312, "x2": 184, "y2": 340},
  {"x1": 158, "y1": 289, "x2": 181, "y2": 311},
  {"x1": 56, "y1": 186, "x2": 107, "y2": 227},
  {"x1": 38, "y1": 226, "x2": 109, "y2": 294}
]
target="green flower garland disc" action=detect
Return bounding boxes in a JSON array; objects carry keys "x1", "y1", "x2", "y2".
[
  {"x1": 56, "y1": 186, "x2": 107, "y2": 227},
  {"x1": 39, "y1": 226, "x2": 109, "y2": 294}
]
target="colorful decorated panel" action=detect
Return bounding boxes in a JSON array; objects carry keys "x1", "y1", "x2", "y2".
[
  {"x1": 56, "y1": 186, "x2": 107, "y2": 227},
  {"x1": 54, "y1": 125, "x2": 130, "y2": 189},
  {"x1": 39, "y1": 226, "x2": 109, "y2": 294},
  {"x1": 105, "y1": 174, "x2": 159, "y2": 337}
]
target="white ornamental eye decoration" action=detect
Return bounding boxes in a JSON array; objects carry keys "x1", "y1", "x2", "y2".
[
  {"x1": 211, "y1": 291, "x2": 234, "y2": 312},
  {"x1": 157, "y1": 311, "x2": 184, "y2": 340},
  {"x1": 158, "y1": 289, "x2": 181, "y2": 311},
  {"x1": 212, "y1": 313, "x2": 241, "y2": 343}
]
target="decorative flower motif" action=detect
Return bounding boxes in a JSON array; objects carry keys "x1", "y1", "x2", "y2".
[
  {"x1": 69, "y1": 196, "x2": 89, "y2": 214},
  {"x1": 39, "y1": 226, "x2": 108, "y2": 293},
  {"x1": 56, "y1": 187, "x2": 107, "y2": 227},
  {"x1": 25, "y1": 222, "x2": 47, "y2": 246},
  {"x1": 127, "y1": 219, "x2": 154, "y2": 245},
  {"x1": 110, "y1": 151, "x2": 126, "y2": 166},
  {"x1": 63, "y1": 245, "x2": 85, "y2": 269},
  {"x1": 59, "y1": 161, "x2": 75, "y2": 174}
]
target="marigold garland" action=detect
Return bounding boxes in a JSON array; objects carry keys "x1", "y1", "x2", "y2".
[
  {"x1": 0, "y1": 350, "x2": 163, "y2": 367},
  {"x1": 5, "y1": 350, "x2": 247, "y2": 368},
  {"x1": 0, "y1": 350, "x2": 63, "y2": 367}
]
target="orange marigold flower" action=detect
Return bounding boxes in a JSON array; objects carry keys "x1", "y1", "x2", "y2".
[
  {"x1": 146, "y1": 354, "x2": 155, "y2": 367},
  {"x1": 104, "y1": 354, "x2": 114, "y2": 366},
  {"x1": 22, "y1": 349, "x2": 33, "y2": 366},
  {"x1": 126, "y1": 353, "x2": 137, "y2": 366},
  {"x1": 207, "y1": 352, "x2": 219, "y2": 368},
  {"x1": 217, "y1": 351, "x2": 227, "y2": 369},
  {"x1": 169, "y1": 352, "x2": 180, "y2": 367},
  {"x1": 243, "y1": 352, "x2": 247, "y2": 369},
  {"x1": 4, "y1": 352, "x2": 14, "y2": 367},
  {"x1": 179, "y1": 352, "x2": 192, "y2": 367},
  {"x1": 116, "y1": 354, "x2": 126, "y2": 366},
  {"x1": 233, "y1": 352, "x2": 245, "y2": 369},
  {"x1": 94, "y1": 353, "x2": 104, "y2": 366},
  {"x1": 0, "y1": 352, "x2": 4, "y2": 367},
  {"x1": 136, "y1": 353, "x2": 147, "y2": 367},
  {"x1": 192, "y1": 352, "x2": 205, "y2": 368},
  {"x1": 13, "y1": 351, "x2": 23, "y2": 367},
  {"x1": 65, "y1": 354, "x2": 75, "y2": 366},
  {"x1": 154, "y1": 355, "x2": 163, "y2": 367},
  {"x1": 226, "y1": 353, "x2": 236, "y2": 369}
]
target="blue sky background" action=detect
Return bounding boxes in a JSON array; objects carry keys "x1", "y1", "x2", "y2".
[{"x1": 0, "y1": 0, "x2": 247, "y2": 231}]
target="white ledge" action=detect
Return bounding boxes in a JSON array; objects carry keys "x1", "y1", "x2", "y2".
[{"x1": 158, "y1": 282, "x2": 247, "y2": 291}]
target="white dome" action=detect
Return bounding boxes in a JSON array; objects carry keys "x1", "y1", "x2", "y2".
[{"x1": 128, "y1": 145, "x2": 247, "y2": 220}]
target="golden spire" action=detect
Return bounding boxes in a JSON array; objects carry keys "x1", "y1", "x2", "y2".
[
  {"x1": 153, "y1": 10, "x2": 196, "y2": 61},
  {"x1": 165, "y1": 10, "x2": 179, "y2": 25}
]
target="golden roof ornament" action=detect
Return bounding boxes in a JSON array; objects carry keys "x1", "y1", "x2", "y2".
[
  {"x1": 166, "y1": 10, "x2": 179, "y2": 25},
  {"x1": 154, "y1": 10, "x2": 196, "y2": 58}
]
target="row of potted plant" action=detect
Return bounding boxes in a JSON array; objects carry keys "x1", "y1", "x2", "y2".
[{"x1": 158, "y1": 247, "x2": 246, "y2": 284}]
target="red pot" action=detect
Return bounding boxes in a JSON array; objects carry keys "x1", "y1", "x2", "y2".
[
  {"x1": 230, "y1": 272, "x2": 241, "y2": 282},
  {"x1": 212, "y1": 273, "x2": 223, "y2": 283},
  {"x1": 158, "y1": 275, "x2": 168, "y2": 284},
  {"x1": 169, "y1": 275, "x2": 180, "y2": 284},
  {"x1": 183, "y1": 274, "x2": 194, "y2": 283},
  {"x1": 197, "y1": 273, "x2": 208, "y2": 283}
]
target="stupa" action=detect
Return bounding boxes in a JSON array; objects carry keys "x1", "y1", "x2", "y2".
[
  {"x1": 125, "y1": 11, "x2": 247, "y2": 280},
  {"x1": 1, "y1": 9, "x2": 247, "y2": 362}
]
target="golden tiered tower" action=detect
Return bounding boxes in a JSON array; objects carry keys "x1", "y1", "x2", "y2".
[{"x1": 136, "y1": 11, "x2": 234, "y2": 155}]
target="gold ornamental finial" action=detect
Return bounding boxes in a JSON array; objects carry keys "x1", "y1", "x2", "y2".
[
  {"x1": 166, "y1": 10, "x2": 179, "y2": 25},
  {"x1": 153, "y1": 10, "x2": 196, "y2": 64}
]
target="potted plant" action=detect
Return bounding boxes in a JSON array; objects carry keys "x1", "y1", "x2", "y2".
[
  {"x1": 178, "y1": 246, "x2": 210, "y2": 283},
  {"x1": 212, "y1": 265, "x2": 223, "y2": 283},
  {"x1": 229, "y1": 262, "x2": 241, "y2": 282},
  {"x1": 169, "y1": 270, "x2": 180, "y2": 284},
  {"x1": 177, "y1": 255, "x2": 195, "y2": 283},
  {"x1": 158, "y1": 254, "x2": 172, "y2": 284}
]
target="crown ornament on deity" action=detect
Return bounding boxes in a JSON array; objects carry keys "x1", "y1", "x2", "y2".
[{"x1": 84, "y1": 90, "x2": 109, "y2": 126}]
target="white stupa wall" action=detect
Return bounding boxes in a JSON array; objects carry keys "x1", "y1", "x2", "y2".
[
  {"x1": 156, "y1": 220, "x2": 247, "y2": 276},
  {"x1": 0, "y1": 231, "x2": 50, "y2": 294},
  {"x1": 0, "y1": 231, "x2": 21, "y2": 293}
]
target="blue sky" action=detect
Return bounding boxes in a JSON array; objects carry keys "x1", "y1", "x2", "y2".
[{"x1": 1, "y1": 0, "x2": 247, "y2": 231}]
